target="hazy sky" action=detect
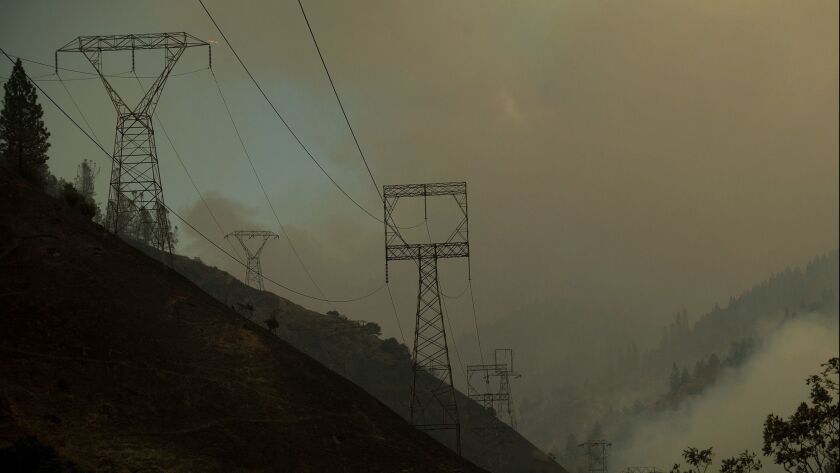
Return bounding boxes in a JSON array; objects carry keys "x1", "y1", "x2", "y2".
[{"x1": 1, "y1": 0, "x2": 837, "y2": 347}]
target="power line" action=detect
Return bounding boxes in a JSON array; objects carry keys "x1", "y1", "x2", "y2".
[
  {"x1": 293, "y1": 1, "x2": 430, "y2": 233},
  {"x1": 55, "y1": 73, "x2": 101, "y2": 145},
  {"x1": 197, "y1": 0, "x2": 383, "y2": 224},
  {"x1": 208, "y1": 68, "x2": 335, "y2": 310},
  {"x1": 130, "y1": 72, "x2": 241, "y2": 259},
  {"x1": 155, "y1": 113, "x2": 243, "y2": 259},
  {"x1": 295, "y1": 0, "x2": 382, "y2": 203},
  {"x1": 468, "y1": 279, "x2": 486, "y2": 366},
  {"x1": 385, "y1": 283, "x2": 407, "y2": 346},
  {"x1": 132, "y1": 75, "x2": 244, "y2": 261},
  {"x1": 441, "y1": 290, "x2": 467, "y2": 383},
  {"x1": 441, "y1": 283, "x2": 469, "y2": 300},
  {"x1": 0, "y1": 47, "x2": 383, "y2": 304}
]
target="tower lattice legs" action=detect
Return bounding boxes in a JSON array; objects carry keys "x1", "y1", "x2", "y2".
[
  {"x1": 409, "y1": 254, "x2": 461, "y2": 454},
  {"x1": 106, "y1": 113, "x2": 171, "y2": 253}
]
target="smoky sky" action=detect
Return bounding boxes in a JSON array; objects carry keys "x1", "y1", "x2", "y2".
[{"x1": 1, "y1": 0, "x2": 837, "y2": 344}]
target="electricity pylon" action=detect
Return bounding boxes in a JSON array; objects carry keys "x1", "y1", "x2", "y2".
[
  {"x1": 493, "y1": 348, "x2": 520, "y2": 430},
  {"x1": 580, "y1": 440, "x2": 612, "y2": 473},
  {"x1": 623, "y1": 467, "x2": 663, "y2": 473},
  {"x1": 225, "y1": 231, "x2": 279, "y2": 290},
  {"x1": 466, "y1": 348, "x2": 521, "y2": 469},
  {"x1": 466, "y1": 348, "x2": 521, "y2": 429},
  {"x1": 384, "y1": 182, "x2": 470, "y2": 455},
  {"x1": 56, "y1": 33, "x2": 211, "y2": 254}
]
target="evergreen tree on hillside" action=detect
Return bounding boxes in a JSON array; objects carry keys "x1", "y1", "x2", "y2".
[
  {"x1": 670, "y1": 363, "x2": 681, "y2": 393},
  {"x1": 0, "y1": 59, "x2": 50, "y2": 183},
  {"x1": 74, "y1": 159, "x2": 98, "y2": 200}
]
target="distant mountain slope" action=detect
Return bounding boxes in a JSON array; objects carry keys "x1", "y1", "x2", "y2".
[
  {"x1": 0, "y1": 169, "x2": 488, "y2": 473},
  {"x1": 472, "y1": 247, "x2": 838, "y2": 459},
  {"x1": 671, "y1": 250, "x2": 839, "y2": 359}
]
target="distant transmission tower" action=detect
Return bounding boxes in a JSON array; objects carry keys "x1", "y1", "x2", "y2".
[
  {"x1": 225, "y1": 231, "x2": 279, "y2": 290},
  {"x1": 580, "y1": 440, "x2": 612, "y2": 473},
  {"x1": 384, "y1": 182, "x2": 470, "y2": 455},
  {"x1": 466, "y1": 348, "x2": 521, "y2": 429},
  {"x1": 56, "y1": 33, "x2": 211, "y2": 254},
  {"x1": 466, "y1": 348, "x2": 521, "y2": 469},
  {"x1": 493, "y1": 348, "x2": 520, "y2": 429},
  {"x1": 623, "y1": 467, "x2": 663, "y2": 473}
]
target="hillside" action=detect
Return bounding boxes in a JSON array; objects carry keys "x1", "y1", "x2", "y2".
[
  {"x1": 161, "y1": 237, "x2": 566, "y2": 473},
  {"x1": 0, "y1": 169, "x2": 489, "y2": 472}
]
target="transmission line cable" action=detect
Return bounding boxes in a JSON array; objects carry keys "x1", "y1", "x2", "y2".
[
  {"x1": 0, "y1": 47, "x2": 383, "y2": 304},
  {"x1": 197, "y1": 0, "x2": 383, "y2": 224},
  {"x1": 385, "y1": 283, "x2": 407, "y2": 346},
  {"x1": 441, "y1": 283, "x2": 469, "y2": 300},
  {"x1": 55, "y1": 73, "x2": 101, "y2": 145},
  {"x1": 440, "y1": 292, "x2": 468, "y2": 383},
  {"x1": 295, "y1": 0, "x2": 382, "y2": 202},
  {"x1": 300, "y1": 0, "x2": 489, "y2": 359},
  {"x1": 207, "y1": 68, "x2": 335, "y2": 310},
  {"x1": 131, "y1": 73, "x2": 243, "y2": 260},
  {"x1": 467, "y1": 279, "x2": 485, "y2": 366}
]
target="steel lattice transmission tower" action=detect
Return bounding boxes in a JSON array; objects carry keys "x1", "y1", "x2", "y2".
[
  {"x1": 466, "y1": 348, "x2": 521, "y2": 429},
  {"x1": 225, "y1": 231, "x2": 279, "y2": 291},
  {"x1": 580, "y1": 440, "x2": 612, "y2": 473},
  {"x1": 466, "y1": 348, "x2": 521, "y2": 468},
  {"x1": 56, "y1": 33, "x2": 211, "y2": 254},
  {"x1": 623, "y1": 467, "x2": 663, "y2": 473},
  {"x1": 384, "y1": 182, "x2": 470, "y2": 455}
]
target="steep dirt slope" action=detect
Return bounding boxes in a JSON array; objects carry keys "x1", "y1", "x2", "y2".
[
  {"x1": 0, "y1": 169, "x2": 486, "y2": 473},
  {"x1": 168, "y1": 242, "x2": 567, "y2": 473}
]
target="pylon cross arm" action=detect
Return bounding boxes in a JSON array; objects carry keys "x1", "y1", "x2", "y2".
[{"x1": 56, "y1": 32, "x2": 209, "y2": 54}]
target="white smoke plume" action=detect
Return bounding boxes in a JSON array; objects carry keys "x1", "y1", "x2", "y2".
[{"x1": 613, "y1": 314, "x2": 839, "y2": 473}]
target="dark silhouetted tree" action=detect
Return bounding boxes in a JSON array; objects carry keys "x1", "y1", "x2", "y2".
[
  {"x1": 681, "y1": 367, "x2": 691, "y2": 387},
  {"x1": 361, "y1": 321, "x2": 382, "y2": 336},
  {"x1": 60, "y1": 182, "x2": 97, "y2": 219},
  {"x1": 264, "y1": 315, "x2": 279, "y2": 333},
  {"x1": 763, "y1": 357, "x2": 839, "y2": 473},
  {"x1": 74, "y1": 159, "x2": 98, "y2": 200},
  {"x1": 720, "y1": 451, "x2": 762, "y2": 473},
  {"x1": 0, "y1": 59, "x2": 50, "y2": 184},
  {"x1": 672, "y1": 447, "x2": 762, "y2": 473},
  {"x1": 671, "y1": 363, "x2": 681, "y2": 393},
  {"x1": 671, "y1": 447, "x2": 714, "y2": 473},
  {"x1": 72, "y1": 159, "x2": 101, "y2": 222}
]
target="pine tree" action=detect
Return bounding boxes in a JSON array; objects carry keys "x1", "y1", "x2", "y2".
[
  {"x1": 74, "y1": 159, "x2": 98, "y2": 200},
  {"x1": 74, "y1": 158, "x2": 101, "y2": 222},
  {"x1": 0, "y1": 59, "x2": 51, "y2": 183},
  {"x1": 670, "y1": 362, "x2": 681, "y2": 393},
  {"x1": 681, "y1": 367, "x2": 691, "y2": 387}
]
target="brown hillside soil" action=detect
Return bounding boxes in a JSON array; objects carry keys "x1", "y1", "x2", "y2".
[{"x1": 0, "y1": 169, "x2": 485, "y2": 473}]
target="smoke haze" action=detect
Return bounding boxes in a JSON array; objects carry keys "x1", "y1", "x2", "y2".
[
  {"x1": 1, "y1": 1, "x2": 836, "y2": 341},
  {"x1": 613, "y1": 314, "x2": 840, "y2": 472}
]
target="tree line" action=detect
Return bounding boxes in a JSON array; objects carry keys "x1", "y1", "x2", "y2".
[{"x1": 0, "y1": 59, "x2": 176, "y2": 247}]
